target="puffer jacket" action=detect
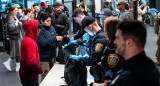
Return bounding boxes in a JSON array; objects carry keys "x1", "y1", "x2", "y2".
[
  {"x1": 19, "y1": 20, "x2": 43, "y2": 80},
  {"x1": 51, "y1": 10, "x2": 70, "y2": 36},
  {"x1": 37, "y1": 25, "x2": 58, "y2": 62}
]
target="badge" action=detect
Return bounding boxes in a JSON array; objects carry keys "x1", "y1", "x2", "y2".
[
  {"x1": 95, "y1": 43, "x2": 103, "y2": 53},
  {"x1": 108, "y1": 54, "x2": 120, "y2": 68}
]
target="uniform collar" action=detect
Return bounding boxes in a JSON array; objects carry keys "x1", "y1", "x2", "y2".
[{"x1": 122, "y1": 51, "x2": 146, "y2": 68}]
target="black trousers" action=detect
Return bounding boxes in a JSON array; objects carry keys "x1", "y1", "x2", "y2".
[{"x1": 20, "y1": 79, "x2": 39, "y2": 86}]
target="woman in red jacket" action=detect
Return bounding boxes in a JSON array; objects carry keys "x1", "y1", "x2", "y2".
[{"x1": 19, "y1": 20, "x2": 44, "y2": 86}]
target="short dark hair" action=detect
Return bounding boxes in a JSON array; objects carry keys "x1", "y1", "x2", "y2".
[
  {"x1": 24, "y1": 8, "x2": 31, "y2": 15},
  {"x1": 40, "y1": 13, "x2": 52, "y2": 22},
  {"x1": 72, "y1": 8, "x2": 85, "y2": 17},
  {"x1": 33, "y1": 3, "x2": 39, "y2": 7},
  {"x1": 46, "y1": 1, "x2": 49, "y2": 3},
  {"x1": 80, "y1": 0, "x2": 84, "y2": 2},
  {"x1": 117, "y1": 20, "x2": 146, "y2": 48}
]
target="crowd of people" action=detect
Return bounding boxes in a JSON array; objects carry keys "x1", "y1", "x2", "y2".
[{"x1": 2, "y1": 0, "x2": 160, "y2": 86}]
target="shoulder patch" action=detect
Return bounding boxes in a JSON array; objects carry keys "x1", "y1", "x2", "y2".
[
  {"x1": 108, "y1": 54, "x2": 120, "y2": 68},
  {"x1": 95, "y1": 42, "x2": 104, "y2": 53}
]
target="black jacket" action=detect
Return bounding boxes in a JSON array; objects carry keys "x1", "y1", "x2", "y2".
[
  {"x1": 51, "y1": 10, "x2": 70, "y2": 36},
  {"x1": 110, "y1": 51, "x2": 160, "y2": 86},
  {"x1": 78, "y1": 29, "x2": 108, "y2": 66},
  {"x1": 37, "y1": 25, "x2": 57, "y2": 62}
]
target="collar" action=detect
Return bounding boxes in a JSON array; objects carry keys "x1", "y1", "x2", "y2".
[
  {"x1": 122, "y1": 51, "x2": 146, "y2": 68},
  {"x1": 96, "y1": 29, "x2": 103, "y2": 35}
]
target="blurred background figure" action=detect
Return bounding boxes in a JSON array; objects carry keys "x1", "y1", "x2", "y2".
[{"x1": 102, "y1": 0, "x2": 113, "y2": 10}]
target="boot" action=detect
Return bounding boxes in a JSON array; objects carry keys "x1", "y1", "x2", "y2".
[{"x1": 155, "y1": 60, "x2": 160, "y2": 66}]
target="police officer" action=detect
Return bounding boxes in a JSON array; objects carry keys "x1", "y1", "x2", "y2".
[
  {"x1": 70, "y1": 16, "x2": 108, "y2": 83},
  {"x1": 111, "y1": 20, "x2": 160, "y2": 86},
  {"x1": 154, "y1": 12, "x2": 160, "y2": 66},
  {"x1": 91, "y1": 17, "x2": 124, "y2": 86}
]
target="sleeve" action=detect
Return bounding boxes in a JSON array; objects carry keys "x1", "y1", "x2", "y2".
[
  {"x1": 73, "y1": 28, "x2": 85, "y2": 40},
  {"x1": 154, "y1": 15, "x2": 159, "y2": 35},
  {"x1": 61, "y1": 16, "x2": 70, "y2": 35},
  {"x1": 7, "y1": 19, "x2": 18, "y2": 32},
  {"x1": 78, "y1": 40, "x2": 106, "y2": 66},
  {"x1": 24, "y1": 42, "x2": 43, "y2": 74},
  {"x1": 138, "y1": 7, "x2": 147, "y2": 15},
  {"x1": 37, "y1": 30, "x2": 57, "y2": 48},
  {"x1": 124, "y1": 12, "x2": 131, "y2": 21}
]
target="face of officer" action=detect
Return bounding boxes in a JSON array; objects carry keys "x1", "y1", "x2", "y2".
[
  {"x1": 53, "y1": 6, "x2": 60, "y2": 13},
  {"x1": 114, "y1": 29, "x2": 127, "y2": 57},
  {"x1": 73, "y1": 15, "x2": 84, "y2": 25},
  {"x1": 41, "y1": 17, "x2": 52, "y2": 27},
  {"x1": 85, "y1": 25, "x2": 95, "y2": 36}
]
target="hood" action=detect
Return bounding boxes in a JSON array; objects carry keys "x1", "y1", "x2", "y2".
[{"x1": 23, "y1": 20, "x2": 38, "y2": 40}]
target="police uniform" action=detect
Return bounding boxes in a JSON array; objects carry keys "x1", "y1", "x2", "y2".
[
  {"x1": 154, "y1": 12, "x2": 160, "y2": 64},
  {"x1": 78, "y1": 29, "x2": 108, "y2": 83},
  {"x1": 101, "y1": 44, "x2": 124, "y2": 81},
  {"x1": 78, "y1": 29, "x2": 108, "y2": 66},
  {"x1": 110, "y1": 51, "x2": 160, "y2": 86}
]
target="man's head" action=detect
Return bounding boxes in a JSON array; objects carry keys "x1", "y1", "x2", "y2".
[
  {"x1": 79, "y1": 4, "x2": 85, "y2": 11},
  {"x1": 53, "y1": 2, "x2": 60, "y2": 12},
  {"x1": 81, "y1": 16, "x2": 101, "y2": 36},
  {"x1": 40, "y1": 13, "x2": 52, "y2": 27},
  {"x1": 80, "y1": 0, "x2": 85, "y2": 4},
  {"x1": 72, "y1": 8, "x2": 86, "y2": 24},
  {"x1": 114, "y1": 20, "x2": 146, "y2": 59},
  {"x1": 33, "y1": 3, "x2": 40, "y2": 12},
  {"x1": 117, "y1": 1, "x2": 126, "y2": 11},
  {"x1": 40, "y1": 2, "x2": 45, "y2": 9},
  {"x1": 24, "y1": 8, "x2": 32, "y2": 16},
  {"x1": 46, "y1": 1, "x2": 50, "y2": 6},
  {"x1": 99, "y1": 8, "x2": 112, "y2": 25}
]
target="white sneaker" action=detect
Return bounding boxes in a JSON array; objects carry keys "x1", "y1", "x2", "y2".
[{"x1": 3, "y1": 58, "x2": 16, "y2": 71}]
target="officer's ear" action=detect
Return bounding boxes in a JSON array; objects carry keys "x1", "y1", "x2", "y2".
[{"x1": 126, "y1": 38, "x2": 134, "y2": 47}]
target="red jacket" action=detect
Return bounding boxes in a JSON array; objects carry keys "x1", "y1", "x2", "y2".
[{"x1": 19, "y1": 20, "x2": 43, "y2": 80}]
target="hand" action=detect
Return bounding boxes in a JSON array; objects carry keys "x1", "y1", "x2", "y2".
[
  {"x1": 70, "y1": 55, "x2": 80, "y2": 61},
  {"x1": 140, "y1": 4, "x2": 145, "y2": 8},
  {"x1": 56, "y1": 36, "x2": 63, "y2": 41},
  {"x1": 69, "y1": 38, "x2": 78, "y2": 45},
  {"x1": 83, "y1": 55, "x2": 89, "y2": 58},
  {"x1": 19, "y1": 22, "x2": 22, "y2": 25}
]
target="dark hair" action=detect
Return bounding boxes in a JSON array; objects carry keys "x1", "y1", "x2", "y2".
[
  {"x1": 8, "y1": 6, "x2": 16, "y2": 20},
  {"x1": 80, "y1": 0, "x2": 84, "y2": 2},
  {"x1": 104, "y1": 17, "x2": 120, "y2": 44},
  {"x1": 40, "y1": 13, "x2": 52, "y2": 22},
  {"x1": 33, "y1": 3, "x2": 39, "y2": 7},
  {"x1": 72, "y1": 8, "x2": 85, "y2": 17},
  {"x1": 24, "y1": 8, "x2": 31, "y2": 15},
  {"x1": 46, "y1": 1, "x2": 49, "y2": 3},
  {"x1": 117, "y1": 20, "x2": 146, "y2": 48}
]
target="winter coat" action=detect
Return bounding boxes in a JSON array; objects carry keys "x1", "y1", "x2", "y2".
[
  {"x1": 51, "y1": 10, "x2": 70, "y2": 36},
  {"x1": 19, "y1": 20, "x2": 43, "y2": 80},
  {"x1": 37, "y1": 25, "x2": 57, "y2": 62},
  {"x1": 7, "y1": 16, "x2": 21, "y2": 40}
]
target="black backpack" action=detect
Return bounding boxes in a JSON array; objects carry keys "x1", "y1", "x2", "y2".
[{"x1": 62, "y1": 44, "x2": 88, "y2": 86}]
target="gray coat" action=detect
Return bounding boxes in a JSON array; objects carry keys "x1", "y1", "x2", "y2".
[
  {"x1": 7, "y1": 16, "x2": 21, "y2": 40},
  {"x1": 118, "y1": 10, "x2": 131, "y2": 21}
]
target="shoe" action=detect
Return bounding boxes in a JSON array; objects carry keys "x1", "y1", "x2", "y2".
[{"x1": 155, "y1": 60, "x2": 160, "y2": 66}]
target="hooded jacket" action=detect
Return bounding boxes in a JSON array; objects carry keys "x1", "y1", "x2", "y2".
[{"x1": 19, "y1": 20, "x2": 43, "y2": 80}]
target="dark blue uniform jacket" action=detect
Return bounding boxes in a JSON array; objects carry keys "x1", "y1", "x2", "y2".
[
  {"x1": 110, "y1": 51, "x2": 160, "y2": 86},
  {"x1": 78, "y1": 29, "x2": 108, "y2": 66}
]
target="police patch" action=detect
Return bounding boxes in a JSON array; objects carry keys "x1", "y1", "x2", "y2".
[
  {"x1": 95, "y1": 43, "x2": 103, "y2": 53},
  {"x1": 108, "y1": 54, "x2": 120, "y2": 68}
]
